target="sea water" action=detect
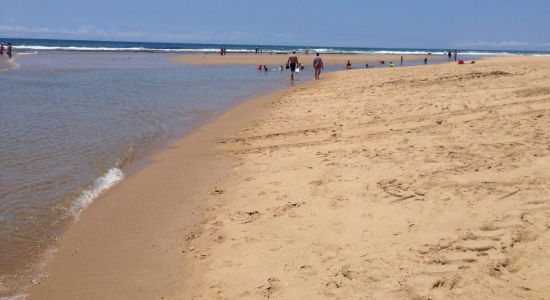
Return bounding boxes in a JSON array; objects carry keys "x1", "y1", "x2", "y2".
[{"x1": 0, "y1": 50, "x2": 319, "y2": 297}]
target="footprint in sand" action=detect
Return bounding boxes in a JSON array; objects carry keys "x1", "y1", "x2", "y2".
[
  {"x1": 257, "y1": 277, "x2": 282, "y2": 299},
  {"x1": 268, "y1": 201, "x2": 306, "y2": 217},
  {"x1": 230, "y1": 211, "x2": 260, "y2": 224}
]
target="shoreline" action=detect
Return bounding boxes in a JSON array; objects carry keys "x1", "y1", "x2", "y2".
[
  {"x1": 28, "y1": 56, "x2": 550, "y2": 299},
  {"x1": 26, "y1": 76, "x2": 307, "y2": 299},
  {"x1": 170, "y1": 53, "x2": 446, "y2": 66}
]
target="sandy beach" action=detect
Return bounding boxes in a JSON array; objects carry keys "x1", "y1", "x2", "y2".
[
  {"x1": 29, "y1": 57, "x2": 550, "y2": 299},
  {"x1": 169, "y1": 53, "x2": 445, "y2": 66}
]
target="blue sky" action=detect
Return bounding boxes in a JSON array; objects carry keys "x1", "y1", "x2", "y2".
[{"x1": 1, "y1": 0, "x2": 549, "y2": 50}]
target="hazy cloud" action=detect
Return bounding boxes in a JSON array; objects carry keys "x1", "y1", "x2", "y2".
[
  {"x1": 454, "y1": 41, "x2": 550, "y2": 49},
  {"x1": 0, "y1": 24, "x2": 262, "y2": 43}
]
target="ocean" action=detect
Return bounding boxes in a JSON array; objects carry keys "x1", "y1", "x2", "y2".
[
  {"x1": 8, "y1": 38, "x2": 550, "y2": 56},
  {"x1": 0, "y1": 38, "x2": 548, "y2": 298}
]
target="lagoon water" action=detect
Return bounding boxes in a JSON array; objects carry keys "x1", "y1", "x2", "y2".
[{"x1": 0, "y1": 50, "x2": 320, "y2": 296}]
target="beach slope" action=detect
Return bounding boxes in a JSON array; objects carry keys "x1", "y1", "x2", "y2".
[
  {"x1": 30, "y1": 57, "x2": 550, "y2": 299},
  {"x1": 178, "y1": 57, "x2": 550, "y2": 299}
]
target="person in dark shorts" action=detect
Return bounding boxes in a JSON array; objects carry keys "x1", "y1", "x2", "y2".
[
  {"x1": 287, "y1": 51, "x2": 299, "y2": 80},
  {"x1": 346, "y1": 60, "x2": 352, "y2": 69}
]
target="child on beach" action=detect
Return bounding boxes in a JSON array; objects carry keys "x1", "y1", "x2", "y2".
[{"x1": 346, "y1": 60, "x2": 352, "y2": 69}]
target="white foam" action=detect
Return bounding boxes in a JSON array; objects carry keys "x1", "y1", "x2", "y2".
[
  {"x1": 68, "y1": 168, "x2": 124, "y2": 217},
  {"x1": 12, "y1": 45, "x2": 262, "y2": 53},
  {"x1": 0, "y1": 294, "x2": 28, "y2": 300}
]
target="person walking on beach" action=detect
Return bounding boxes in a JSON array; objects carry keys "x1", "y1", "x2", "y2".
[
  {"x1": 447, "y1": 50, "x2": 452, "y2": 62},
  {"x1": 453, "y1": 50, "x2": 458, "y2": 62},
  {"x1": 313, "y1": 53, "x2": 324, "y2": 80},
  {"x1": 400, "y1": 56, "x2": 403, "y2": 65},
  {"x1": 287, "y1": 51, "x2": 299, "y2": 80},
  {"x1": 7, "y1": 43, "x2": 12, "y2": 59},
  {"x1": 0, "y1": 43, "x2": 3, "y2": 56}
]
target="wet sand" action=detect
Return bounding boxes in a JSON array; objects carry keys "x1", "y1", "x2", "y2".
[
  {"x1": 170, "y1": 53, "x2": 445, "y2": 66},
  {"x1": 30, "y1": 57, "x2": 550, "y2": 299}
]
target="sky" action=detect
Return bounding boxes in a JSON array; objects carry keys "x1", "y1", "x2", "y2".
[{"x1": 1, "y1": 0, "x2": 549, "y2": 50}]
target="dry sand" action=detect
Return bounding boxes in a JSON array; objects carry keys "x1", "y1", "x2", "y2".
[
  {"x1": 30, "y1": 57, "x2": 550, "y2": 299},
  {"x1": 169, "y1": 53, "x2": 444, "y2": 66}
]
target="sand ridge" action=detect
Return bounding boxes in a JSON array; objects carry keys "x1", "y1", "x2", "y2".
[
  {"x1": 178, "y1": 57, "x2": 550, "y2": 299},
  {"x1": 169, "y1": 53, "x2": 445, "y2": 66}
]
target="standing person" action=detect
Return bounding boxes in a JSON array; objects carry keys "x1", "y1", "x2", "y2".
[
  {"x1": 313, "y1": 53, "x2": 324, "y2": 80},
  {"x1": 453, "y1": 50, "x2": 458, "y2": 61},
  {"x1": 287, "y1": 51, "x2": 299, "y2": 80},
  {"x1": 447, "y1": 51, "x2": 452, "y2": 62},
  {"x1": 0, "y1": 43, "x2": 3, "y2": 56},
  {"x1": 305, "y1": 46, "x2": 309, "y2": 55},
  {"x1": 400, "y1": 56, "x2": 403, "y2": 65},
  {"x1": 346, "y1": 60, "x2": 352, "y2": 69},
  {"x1": 7, "y1": 43, "x2": 12, "y2": 59},
  {"x1": 424, "y1": 57, "x2": 428, "y2": 65}
]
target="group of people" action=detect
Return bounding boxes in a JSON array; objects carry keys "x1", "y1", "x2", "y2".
[
  {"x1": 219, "y1": 47, "x2": 228, "y2": 56},
  {"x1": 277, "y1": 48, "x2": 464, "y2": 81},
  {"x1": 0, "y1": 42, "x2": 13, "y2": 59},
  {"x1": 254, "y1": 47, "x2": 263, "y2": 54},
  {"x1": 284, "y1": 51, "x2": 324, "y2": 80},
  {"x1": 447, "y1": 50, "x2": 458, "y2": 62}
]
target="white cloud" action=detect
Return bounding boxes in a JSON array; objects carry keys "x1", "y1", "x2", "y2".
[
  {"x1": 0, "y1": 24, "x2": 265, "y2": 44},
  {"x1": 454, "y1": 41, "x2": 550, "y2": 49}
]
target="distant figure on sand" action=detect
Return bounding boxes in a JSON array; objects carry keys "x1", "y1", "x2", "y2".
[
  {"x1": 287, "y1": 51, "x2": 299, "y2": 80},
  {"x1": 400, "y1": 56, "x2": 403, "y2": 65},
  {"x1": 447, "y1": 51, "x2": 452, "y2": 61},
  {"x1": 313, "y1": 53, "x2": 324, "y2": 80},
  {"x1": 453, "y1": 50, "x2": 458, "y2": 62},
  {"x1": 7, "y1": 43, "x2": 12, "y2": 59},
  {"x1": 346, "y1": 60, "x2": 352, "y2": 69},
  {"x1": 389, "y1": 61, "x2": 396, "y2": 67},
  {"x1": 0, "y1": 43, "x2": 3, "y2": 56},
  {"x1": 424, "y1": 57, "x2": 428, "y2": 65}
]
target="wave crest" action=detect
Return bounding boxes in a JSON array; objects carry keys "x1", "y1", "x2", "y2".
[{"x1": 68, "y1": 168, "x2": 124, "y2": 217}]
